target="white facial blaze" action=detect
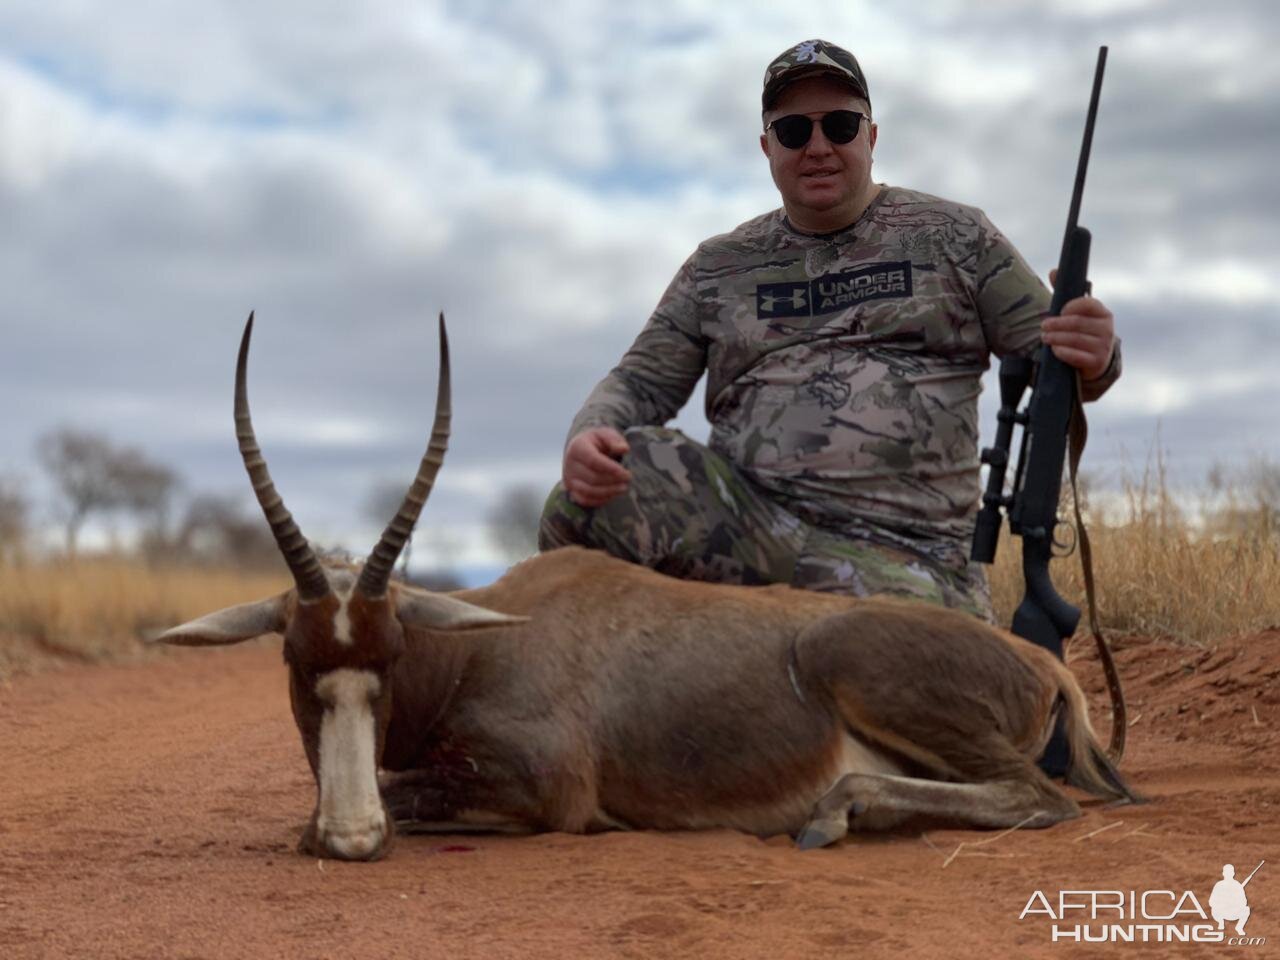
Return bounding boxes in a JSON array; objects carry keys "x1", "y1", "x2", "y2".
[
  {"x1": 332, "y1": 580, "x2": 354, "y2": 646},
  {"x1": 314, "y1": 669, "x2": 385, "y2": 858}
]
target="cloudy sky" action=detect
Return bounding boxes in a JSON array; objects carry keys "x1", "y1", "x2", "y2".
[{"x1": 1, "y1": 0, "x2": 1275, "y2": 577}]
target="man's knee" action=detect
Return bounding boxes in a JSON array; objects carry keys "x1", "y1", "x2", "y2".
[
  {"x1": 619, "y1": 426, "x2": 704, "y2": 494},
  {"x1": 537, "y1": 482, "x2": 582, "y2": 552},
  {"x1": 622, "y1": 426, "x2": 688, "y2": 449},
  {"x1": 536, "y1": 471, "x2": 652, "y2": 564},
  {"x1": 537, "y1": 427, "x2": 743, "y2": 572},
  {"x1": 540, "y1": 427, "x2": 706, "y2": 544}
]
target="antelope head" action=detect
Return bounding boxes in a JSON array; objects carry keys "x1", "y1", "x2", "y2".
[{"x1": 156, "y1": 313, "x2": 523, "y2": 861}]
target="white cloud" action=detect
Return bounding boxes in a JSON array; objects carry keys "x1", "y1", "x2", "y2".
[
  {"x1": 0, "y1": 58, "x2": 92, "y2": 189},
  {"x1": 1104, "y1": 367, "x2": 1269, "y2": 416},
  {"x1": 288, "y1": 417, "x2": 395, "y2": 447},
  {"x1": 1096, "y1": 260, "x2": 1280, "y2": 307}
]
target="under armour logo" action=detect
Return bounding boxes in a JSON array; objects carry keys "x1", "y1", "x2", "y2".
[
  {"x1": 756, "y1": 263, "x2": 913, "y2": 320},
  {"x1": 759, "y1": 289, "x2": 808, "y2": 313}
]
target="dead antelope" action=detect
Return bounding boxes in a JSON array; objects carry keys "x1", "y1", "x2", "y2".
[{"x1": 157, "y1": 313, "x2": 1137, "y2": 861}]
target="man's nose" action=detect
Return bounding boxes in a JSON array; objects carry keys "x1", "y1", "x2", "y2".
[{"x1": 803, "y1": 127, "x2": 835, "y2": 156}]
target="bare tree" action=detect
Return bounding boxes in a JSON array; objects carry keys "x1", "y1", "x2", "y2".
[
  {"x1": 36, "y1": 428, "x2": 179, "y2": 556},
  {"x1": 487, "y1": 483, "x2": 547, "y2": 564},
  {"x1": 0, "y1": 475, "x2": 29, "y2": 562},
  {"x1": 37, "y1": 429, "x2": 123, "y2": 555},
  {"x1": 176, "y1": 493, "x2": 284, "y2": 569},
  {"x1": 113, "y1": 449, "x2": 180, "y2": 545}
]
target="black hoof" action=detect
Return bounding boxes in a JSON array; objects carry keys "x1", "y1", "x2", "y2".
[{"x1": 796, "y1": 819, "x2": 845, "y2": 850}]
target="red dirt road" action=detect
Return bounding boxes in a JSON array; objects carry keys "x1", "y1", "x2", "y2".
[{"x1": 1, "y1": 632, "x2": 1277, "y2": 959}]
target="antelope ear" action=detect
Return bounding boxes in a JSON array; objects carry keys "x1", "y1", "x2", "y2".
[
  {"x1": 395, "y1": 585, "x2": 529, "y2": 632},
  {"x1": 151, "y1": 594, "x2": 289, "y2": 646}
]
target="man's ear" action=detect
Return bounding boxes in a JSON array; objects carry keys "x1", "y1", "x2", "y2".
[{"x1": 760, "y1": 131, "x2": 771, "y2": 158}]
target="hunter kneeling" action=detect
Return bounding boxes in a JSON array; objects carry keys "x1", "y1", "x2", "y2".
[{"x1": 540, "y1": 38, "x2": 1120, "y2": 620}]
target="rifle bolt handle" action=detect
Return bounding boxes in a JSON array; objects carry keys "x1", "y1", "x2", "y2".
[{"x1": 980, "y1": 447, "x2": 1008, "y2": 467}]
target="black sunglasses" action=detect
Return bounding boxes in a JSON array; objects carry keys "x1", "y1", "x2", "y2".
[{"x1": 766, "y1": 110, "x2": 866, "y2": 150}]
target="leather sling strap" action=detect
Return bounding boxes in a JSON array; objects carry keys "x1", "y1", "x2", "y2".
[{"x1": 1068, "y1": 373, "x2": 1127, "y2": 761}]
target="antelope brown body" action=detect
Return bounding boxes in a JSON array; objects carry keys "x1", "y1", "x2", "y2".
[{"x1": 157, "y1": 313, "x2": 1137, "y2": 861}]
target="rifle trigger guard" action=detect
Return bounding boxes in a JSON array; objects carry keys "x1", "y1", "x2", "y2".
[{"x1": 1051, "y1": 519, "x2": 1077, "y2": 559}]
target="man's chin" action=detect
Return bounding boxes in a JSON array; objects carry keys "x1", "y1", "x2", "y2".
[
  {"x1": 793, "y1": 193, "x2": 850, "y2": 217},
  {"x1": 784, "y1": 194, "x2": 863, "y2": 233},
  {"x1": 792, "y1": 182, "x2": 848, "y2": 206}
]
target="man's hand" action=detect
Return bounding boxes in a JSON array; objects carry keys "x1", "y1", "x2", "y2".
[
  {"x1": 1042, "y1": 267, "x2": 1116, "y2": 381},
  {"x1": 562, "y1": 427, "x2": 632, "y2": 507}
]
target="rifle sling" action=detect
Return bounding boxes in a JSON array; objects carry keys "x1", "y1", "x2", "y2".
[{"x1": 1069, "y1": 373, "x2": 1127, "y2": 762}]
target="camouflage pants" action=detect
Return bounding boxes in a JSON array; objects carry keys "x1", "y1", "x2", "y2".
[{"x1": 538, "y1": 427, "x2": 994, "y2": 620}]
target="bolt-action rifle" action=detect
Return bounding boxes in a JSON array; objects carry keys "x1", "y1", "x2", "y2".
[{"x1": 971, "y1": 47, "x2": 1126, "y2": 770}]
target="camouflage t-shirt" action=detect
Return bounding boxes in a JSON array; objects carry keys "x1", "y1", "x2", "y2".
[{"x1": 569, "y1": 185, "x2": 1120, "y2": 570}]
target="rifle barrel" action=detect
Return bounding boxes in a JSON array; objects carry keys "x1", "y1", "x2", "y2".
[{"x1": 1062, "y1": 46, "x2": 1108, "y2": 250}]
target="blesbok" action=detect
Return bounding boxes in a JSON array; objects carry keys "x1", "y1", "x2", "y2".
[{"x1": 157, "y1": 313, "x2": 1137, "y2": 861}]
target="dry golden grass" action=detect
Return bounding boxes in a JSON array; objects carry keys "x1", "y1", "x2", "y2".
[
  {"x1": 990, "y1": 469, "x2": 1280, "y2": 644},
  {"x1": 0, "y1": 557, "x2": 289, "y2": 678},
  {"x1": 4, "y1": 459, "x2": 1279, "y2": 678}
]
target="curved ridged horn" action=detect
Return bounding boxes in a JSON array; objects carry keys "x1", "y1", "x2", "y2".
[
  {"x1": 357, "y1": 313, "x2": 451, "y2": 598},
  {"x1": 235, "y1": 312, "x2": 331, "y2": 601}
]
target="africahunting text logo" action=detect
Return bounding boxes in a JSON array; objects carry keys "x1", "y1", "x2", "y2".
[{"x1": 1019, "y1": 860, "x2": 1265, "y2": 945}]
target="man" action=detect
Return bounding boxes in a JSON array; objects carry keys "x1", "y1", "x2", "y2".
[{"x1": 539, "y1": 39, "x2": 1119, "y2": 619}]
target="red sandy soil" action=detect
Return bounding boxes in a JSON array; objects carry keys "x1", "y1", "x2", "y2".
[{"x1": 1, "y1": 629, "x2": 1277, "y2": 960}]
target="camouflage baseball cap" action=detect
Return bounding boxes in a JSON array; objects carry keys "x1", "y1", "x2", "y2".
[{"x1": 762, "y1": 39, "x2": 869, "y2": 111}]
